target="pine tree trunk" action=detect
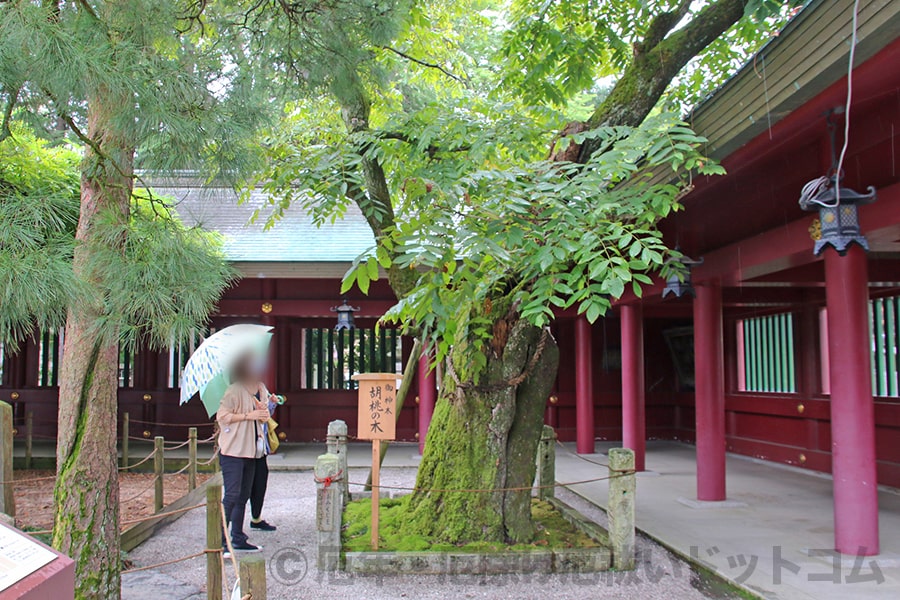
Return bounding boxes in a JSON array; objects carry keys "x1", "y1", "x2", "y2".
[
  {"x1": 404, "y1": 320, "x2": 559, "y2": 543},
  {"x1": 53, "y1": 96, "x2": 133, "y2": 600}
]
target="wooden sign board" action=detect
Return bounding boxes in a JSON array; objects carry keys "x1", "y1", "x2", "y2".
[
  {"x1": 352, "y1": 373, "x2": 400, "y2": 441},
  {"x1": 351, "y1": 372, "x2": 400, "y2": 550}
]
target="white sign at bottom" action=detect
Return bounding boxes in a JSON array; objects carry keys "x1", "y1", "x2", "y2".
[{"x1": 0, "y1": 524, "x2": 57, "y2": 592}]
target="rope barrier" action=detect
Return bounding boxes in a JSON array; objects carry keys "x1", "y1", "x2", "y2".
[
  {"x1": 554, "y1": 439, "x2": 611, "y2": 468},
  {"x1": 346, "y1": 472, "x2": 634, "y2": 495},
  {"x1": 314, "y1": 469, "x2": 343, "y2": 489},
  {"x1": 120, "y1": 502, "x2": 204, "y2": 526},
  {"x1": 128, "y1": 419, "x2": 215, "y2": 427},
  {"x1": 197, "y1": 448, "x2": 219, "y2": 466},
  {"x1": 220, "y1": 500, "x2": 241, "y2": 584},
  {"x1": 25, "y1": 500, "x2": 206, "y2": 539},
  {"x1": 448, "y1": 328, "x2": 552, "y2": 394},
  {"x1": 118, "y1": 448, "x2": 157, "y2": 471},
  {"x1": 0, "y1": 475, "x2": 57, "y2": 485},
  {"x1": 119, "y1": 478, "x2": 159, "y2": 505},
  {"x1": 122, "y1": 550, "x2": 208, "y2": 574},
  {"x1": 170, "y1": 462, "x2": 192, "y2": 476},
  {"x1": 163, "y1": 439, "x2": 190, "y2": 451}
]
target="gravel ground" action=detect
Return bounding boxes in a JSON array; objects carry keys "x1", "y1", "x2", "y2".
[{"x1": 124, "y1": 469, "x2": 719, "y2": 600}]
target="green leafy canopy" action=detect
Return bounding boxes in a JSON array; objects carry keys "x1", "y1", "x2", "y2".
[
  {"x1": 243, "y1": 0, "x2": 782, "y2": 379},
  {"x1": 499, "y1": 0, "x2": 803, "y2": 109},
  {"x1": 359, "y1": 113, "x2": 722, "y2": 373}
]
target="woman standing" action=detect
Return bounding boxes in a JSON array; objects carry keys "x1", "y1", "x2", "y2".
[
  {"x1": 216, "y1": 353, "x2": 271, "y2": 553},
  {"x1": 248, "y1": 394, "x2": 282, "y2": 532}
]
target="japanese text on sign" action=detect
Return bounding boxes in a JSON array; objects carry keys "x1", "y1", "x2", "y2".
[{"x1": 353, "y1": 374, "x2": 398, "y2": 440}]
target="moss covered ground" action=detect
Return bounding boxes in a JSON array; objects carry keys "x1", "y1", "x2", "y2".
[{"x1": 342, "y1": 496, "x2": 602, "y2": 552}]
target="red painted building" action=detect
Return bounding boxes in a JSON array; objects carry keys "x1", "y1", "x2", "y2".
[
  {"x1": 1, "y1": 0, "x2": 897, "y2": 557},
  {"x1": 599, "y1": 0, "x2": 900, "y2": 557}
]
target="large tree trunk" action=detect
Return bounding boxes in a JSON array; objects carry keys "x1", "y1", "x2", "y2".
[
  {"x1": 403, "y1": 320, "x2": 559, "y2": 543},
  {"x1": 53, "y1": 95, "x2": 133, "y2": 600}
]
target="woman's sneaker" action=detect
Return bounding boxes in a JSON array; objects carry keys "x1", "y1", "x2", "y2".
[
  {"x1": 250, "y1": 520, "x2": 277, "y2": 531},
  {"x1": 231, "y1": 542, "x2": 262, "y2": 553}
]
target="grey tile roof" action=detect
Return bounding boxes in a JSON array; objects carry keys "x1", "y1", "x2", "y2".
[{"x1": 153, "y1": 184, "x2": 375, "y2": 263}]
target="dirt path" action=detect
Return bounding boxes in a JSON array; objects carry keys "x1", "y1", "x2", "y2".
[{"x1": 13, "y1": 470, "x2": 211, "y2": 532}]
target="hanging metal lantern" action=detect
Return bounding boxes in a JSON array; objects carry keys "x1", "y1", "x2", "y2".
[
  {"x1": 662, "y1": 272, "x2": 693, "y2": 299},
  {"x1": 662, "y1": 253, "x2": 703, "y2": 299},
  {"x1": 798, "y1": 175, "x2": 876, "y2": 256},
  {"x1": 332, "y1": 298, "x2": 360, "y2": 331}
]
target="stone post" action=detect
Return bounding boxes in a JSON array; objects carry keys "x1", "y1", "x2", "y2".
[
  {"x1": 536, "y1": 425, "x2": 557, "y2": 500},
  {"x1": 608, "y1": 447, "x2": 636, "y2": 570},
  {"x1": 315, "y1": 453, "x2": 344, "y2": 571},
  {"x1": 326, "y1": 420, "x2": 349, "y2": 502}
]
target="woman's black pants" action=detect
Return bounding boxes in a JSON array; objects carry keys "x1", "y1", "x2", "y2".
[
  {"x1": 250, "y1": 456, "x2": 269, "y2": 520},
  {"x1": 219, "y1": 453, "x2": 255, "y2": 546}
]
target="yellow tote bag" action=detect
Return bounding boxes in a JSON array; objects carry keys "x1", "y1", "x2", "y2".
[{"x1": 267, "y1": 417, "x2": 280, "y2": 454}]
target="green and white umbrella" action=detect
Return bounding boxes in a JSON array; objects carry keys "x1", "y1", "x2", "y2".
[{"x1": 179, "y1": 324, "x2": 273, "y2": 417}]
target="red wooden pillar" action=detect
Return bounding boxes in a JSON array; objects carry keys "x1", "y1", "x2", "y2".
[
  {"x1": 621, "y1": 304, "x2": 646, "y2": 471},
  {"x1": 575, "y1": 317, "x2": 595, "y2": 454},
  {"x1": 417, "y1": 352, "x2": 436, "y2": 454},
  {"x1": 824, "y1": 245, "x2": 879, "y2": 556},
  {"x1": 694, "y1": 279, "x2": 726, "y2": 501}
]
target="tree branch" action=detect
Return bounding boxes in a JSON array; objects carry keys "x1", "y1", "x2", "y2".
[
  {"x1": 656, "y1": 0, "x2": 748, "y2": 76},
  {"x1": 74, "y1": 0, "x2": 99, "y2": 21},
  {"x1": 379, "y1": 46, "x2": 468, "y2": 86},
  {"x1": 578, "y1": 0, "x2": 746, "y2": 161},
  {"x1": 379, "y1": 131, "x2": 472, "y2": 157},
  {"x1": 0, "y1": 85, "x2": 20, "y2": 143},
  {"x1": 635, "y1": 0, "x2": 694, "y2": 55},
  {"x1": 55, "y1": 108, "x2": 165, "y2": 211}
]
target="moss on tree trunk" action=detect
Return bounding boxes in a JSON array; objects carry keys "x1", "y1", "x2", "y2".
[
  {"x1": 400, "y1": 321, "x2": 559, "y2": 544},
  {"x1": 53, "y1": 94, "x2": 133, "y2": 600}
]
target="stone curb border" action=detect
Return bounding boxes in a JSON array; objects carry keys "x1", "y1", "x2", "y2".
[{"x1": 341, "y1": 496, "x2": 612, "y2": 575}]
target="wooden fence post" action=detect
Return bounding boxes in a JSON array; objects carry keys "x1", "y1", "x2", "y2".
[
  {"x1": 188, "y1": 427, "x2": 198, "y2": 491},
  {"x1": 315, "y1": 453, "x2": 343, "y2": 571},
  {"x1": 0, "y1": 401, "x2": 14, "y2": 518},
  {"x1": 608, "y1": 447, "x2": 636, "y2": 570},
  {"x1": 536, "y1": 425, "x2": 557, "y2": 501},
  {"x1": 240, "y1": 555, "x2": 267, "y2": 600},
  {"x1": 154, "y1": 436, "x2": 165, "y2": 512},
  {"x1": 122, "y1": 412, "x2": 130, "y2": 471},
  {"x1": 206, "y1": 484, "x2": 223, "y2": 600}
]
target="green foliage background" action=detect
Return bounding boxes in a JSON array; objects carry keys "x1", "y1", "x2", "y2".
[{"x1": 0, "y1": 125, "x2": 235, "y2": 353}]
